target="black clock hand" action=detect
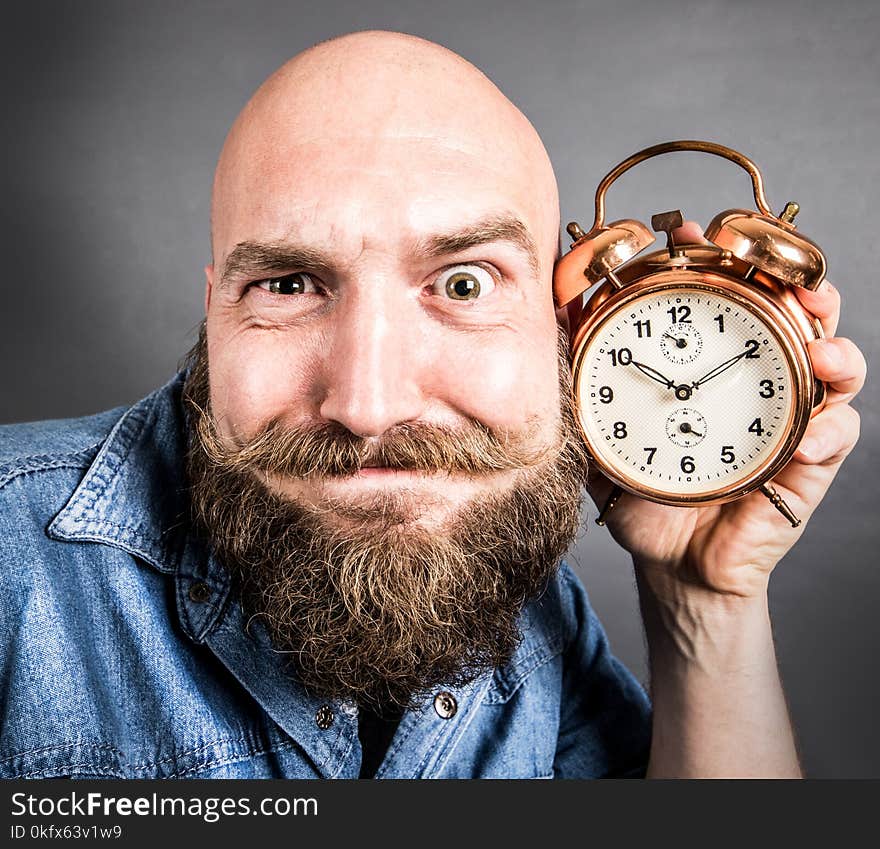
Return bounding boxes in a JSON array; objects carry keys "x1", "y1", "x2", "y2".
[
  {"x1": 692, "y1": 349, "x2": 750, "y2": 388},
  {"x1": 630, "y1": 360, "x2": 675, "y2": 389},
  {"x1": 663, "y1": 332, "x2": 687, "y2": 349}
]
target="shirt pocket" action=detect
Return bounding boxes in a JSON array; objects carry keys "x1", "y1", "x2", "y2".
[{"x1": 457, "y1": 638, "x2": 564, "y2": 779}]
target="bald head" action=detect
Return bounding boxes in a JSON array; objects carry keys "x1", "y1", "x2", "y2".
[{"x1": 210, "y1": 30, "x2": 560, "y2": 272}]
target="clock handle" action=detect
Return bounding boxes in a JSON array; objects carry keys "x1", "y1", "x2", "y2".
[
  {"x1": 760, "y1": 483, "x2": 802, "y2": 528},
  {"x1": 595, "y1": 485, "x2": 623, "y2": 526},
  {"x1": 589, "y1": 140, "x2": 775, "y2": 231}
]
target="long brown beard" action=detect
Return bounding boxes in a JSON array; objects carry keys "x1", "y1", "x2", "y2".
[{"x1": 182, "y1": 323, "x2": 588, "y2": 710}]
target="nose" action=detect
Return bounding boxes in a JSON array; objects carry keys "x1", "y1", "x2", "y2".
[{"x1": 318, "y1": 285, "x2": 426, "y2": 437}]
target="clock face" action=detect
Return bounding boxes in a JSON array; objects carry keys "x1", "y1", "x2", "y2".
[{"x1": 574, "y1": 284, "x2": 798, "y2": 498}]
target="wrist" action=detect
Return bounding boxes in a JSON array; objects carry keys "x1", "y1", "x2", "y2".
[
  {"x1": 633, "y1": 545, "x2": 773, "y2": 605},
  {"x1": 635, "y1": 564, "x2": 774, "y2": 674}
]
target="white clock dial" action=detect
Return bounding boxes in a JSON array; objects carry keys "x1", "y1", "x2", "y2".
[{"x1": 575, "y1": 286, "x2": 797, "y2": 497}]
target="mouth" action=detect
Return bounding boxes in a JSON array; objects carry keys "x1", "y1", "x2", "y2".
[
  {"x1": 262, "y1": 464, "x2": 520, "y2": 529},
  {"x1": 354, "y1": 456, "x2": 430, "y2": 477},
  {"x1": 355, "y1": 466, "x2": 416, "y2": 477}
]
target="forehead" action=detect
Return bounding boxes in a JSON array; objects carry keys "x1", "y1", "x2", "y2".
[{"x1": 214, "y1": 134, "x2": 551, "y2": 263}]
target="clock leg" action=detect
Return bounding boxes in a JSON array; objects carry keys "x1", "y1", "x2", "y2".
[
  {"x1": 596, "y1": 486, "x2": 624, "y2": 526},
  {"x1": 760, "y1": 483, "x2": 802, "y2": 528}
]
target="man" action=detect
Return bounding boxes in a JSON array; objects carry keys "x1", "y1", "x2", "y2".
[{"x1": 0, "y1": 31, "x2": 865, "y2": 779}]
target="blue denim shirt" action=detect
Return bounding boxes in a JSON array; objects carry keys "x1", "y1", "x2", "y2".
[{"x1": 0, "y1": 373, "x2": 651, "y2": 779}]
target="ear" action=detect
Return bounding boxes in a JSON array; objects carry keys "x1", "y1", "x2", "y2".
[{"x1": 204, "y1": 264, "x2": 214, "y2": 314}]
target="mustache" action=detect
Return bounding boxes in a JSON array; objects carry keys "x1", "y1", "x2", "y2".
[{"x1": 193, "y1": 410, "x2": 559, "y2": 478}]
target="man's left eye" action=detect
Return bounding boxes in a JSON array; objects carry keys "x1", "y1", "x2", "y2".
[
  {"x1": 255, "y1": 272, "x2": 318, "y2": 295},
  {"x1": 433, "y1": 265, "x2": 496, "y2": 301}
]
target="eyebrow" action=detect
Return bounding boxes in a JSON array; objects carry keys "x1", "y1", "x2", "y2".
[
  {"x1": 220, "y1": 243, "x2": 333, "y2": 289},
  {"x1": 417, "y1": 214, "x2": 541, "y2": 279},
  {"x1": 219, "y1": 213, "x2": 542, "y2": 288}
]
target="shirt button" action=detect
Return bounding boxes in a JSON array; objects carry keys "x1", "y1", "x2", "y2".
[
  {"x1": 315, "y1": 705, "x2": 335, "y2": 730},
  {"x1": 188, "y1": 581, "x2": 212, "y2": 604},
  {"x1": 433, "y1": 691, "x2": 457, "y2": 719}
]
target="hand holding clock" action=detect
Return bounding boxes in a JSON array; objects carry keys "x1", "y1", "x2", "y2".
[
  {"x1": 588, "y1": 221, "x2": 866, "y2": 600},
  {"x1": 581, "y1": 220, "x2": 865, "y2": 777}
]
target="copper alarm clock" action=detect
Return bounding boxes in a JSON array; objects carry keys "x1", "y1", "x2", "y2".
[{"x1": 554, "y1": 140, "x2": 827, "y2": 527}]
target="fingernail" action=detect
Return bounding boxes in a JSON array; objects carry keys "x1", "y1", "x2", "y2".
[{"x1": 820, "y1": 279, "x2": 835, "y2": 294}]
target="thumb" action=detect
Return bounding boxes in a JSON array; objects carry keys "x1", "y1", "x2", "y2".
[{"x1": 671, "y1": 220, "x2": 708, "y2": 245}]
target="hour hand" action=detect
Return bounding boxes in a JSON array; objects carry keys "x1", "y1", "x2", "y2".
[{"x1": 630, "y1": 359, "x2": 675, "y2": 388}]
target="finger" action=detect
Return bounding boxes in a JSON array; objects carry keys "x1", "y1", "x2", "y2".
[
  {"x1": 793, "y1": 278, "x2": 840, "y2": 337},
  {"x1": 793, "y1": 402, "x2": 861, "y2": 466},
  {"x1": 585, "y1": 464, "x2": 615, "y2": 509},
  {"x1": 671, "y1": 220, "x2": 708, "y2": 245},
  {"x1": 807, "y1": 337, "x2": 867, "y2": 403}
]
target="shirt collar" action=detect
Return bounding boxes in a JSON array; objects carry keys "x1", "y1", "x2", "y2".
[
  {"x1": 46, "y1": 371, "x2": 234, "y2": 643},
  {"x1": 48, "y1": 370, "x2": 194, "y2": 576}
]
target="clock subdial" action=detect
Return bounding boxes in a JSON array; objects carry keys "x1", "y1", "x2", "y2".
[
  {"x1": 665, "y1": 407, "x2": 707, "y2": 448},
  {"x1": 661, "y1": 322, "x2": 703, "y2": 364}
]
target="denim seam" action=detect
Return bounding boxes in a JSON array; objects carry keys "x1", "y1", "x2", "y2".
[
  {"x1": 0, "y1": 443, "x2": 101, "y2": 474},
  {"x1": 61, "y1": 518, "x2": 178, "y2": 568},
  {"x1": 206, "y1": 612, "x2": 352, "y2": 777},
  {"x1": 483, "y1": 651, "x2": 562, "y2": 708},
  {"x1": 0, "y1": 741, "x2": 124, "y2": 766},
  {"x1": 374, "y1": 708, "x2": 431, "y2": 778},
  {"x1": 193, "y1": 591, "x2": 232, "y2": 643},
  {"x1": 154, "y1": 739, "x2": 301, "y2": 778},
  {"x1": 53, "y1": 402, "x2": 151, "y2": 526},
  {"x1": 18, "y1": 763, "x2": 126, "y2": 780},
  {"x1": 127, "y1": 732, "x2": 287, "y2": 770},
  {"x1": 411, "y1": 724, "x2": 448, "y2": 779},
  {"x1": 2, "y1": 732, "x2": 292, "y2": 769},
  {"x1": 317, "y1": 712, "x2": 351, "y2": 774},
  {"x1": 174, "y1": 569, "x2": 230, "y2": 644},
  {"x1": 420, "y1": 677, "x2": 496, "y2": 779},
  {"x1": 328, "y1": 734, "x2": 356, "y2": 779},
  {"x1": 0, "y1": 452, "x2": 99, "y2": 494},
  {"x1": 484, "y1": 639, "x2": 564, "y2": 705},
  {"x1": 5, "y1": 737, "x2": 301, "y2": 778}
]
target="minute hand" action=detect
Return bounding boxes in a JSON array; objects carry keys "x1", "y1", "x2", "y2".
[
  {"x1": 630, "y1": 360, "x2": 675, "y2": 388},
  {"x1": 692, "y1": 349, "x2": 750, "y2": 388}
]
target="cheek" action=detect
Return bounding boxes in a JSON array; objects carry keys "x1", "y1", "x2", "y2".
[
  {"x1": 206, "y1": 322, "x2": 323, "y2": 441},
  {"x1": 437, "y1": 325, "x2": 563, "y2": 432}
]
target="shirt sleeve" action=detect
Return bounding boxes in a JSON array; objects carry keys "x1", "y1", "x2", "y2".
[{"x1": 552, "y1": 564, "x2": 653, "y2": 779}]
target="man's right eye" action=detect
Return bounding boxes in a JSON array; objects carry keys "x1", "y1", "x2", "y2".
[{"x1": 254, "y1": 272, "x2": 318, "y2": 295}]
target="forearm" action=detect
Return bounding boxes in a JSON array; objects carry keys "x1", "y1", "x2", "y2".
[{"x1": 636, "y1": 565, "x2": 802, "y2": 778}]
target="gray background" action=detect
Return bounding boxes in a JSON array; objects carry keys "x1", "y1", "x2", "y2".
[{"x1": 2, "y1": 0, "x2": 877, "y2": 777}]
